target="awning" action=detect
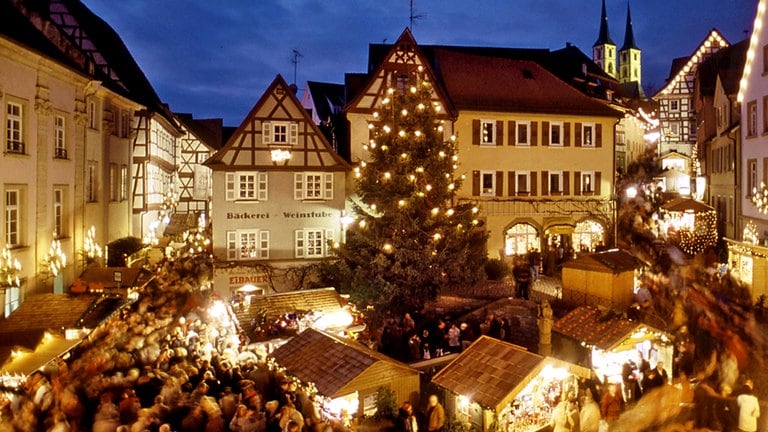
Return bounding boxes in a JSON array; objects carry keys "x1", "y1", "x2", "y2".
[{"x1": 1, "y1": 336, "x2": 81, "y2": 376}]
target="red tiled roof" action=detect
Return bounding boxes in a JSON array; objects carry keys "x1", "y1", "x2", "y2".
[
  {"x1": 433, "y1": 49, "x2": 622, "y2": 117},
  {"x1": 269, "y1": 328, "x2": 417, "y2": 398},
  {"x1": 431, "y1": 336, "x2": 543, "y2": 411},
  {"x1": 553, "y1": 306, "x2": 640, "y2": 350}
]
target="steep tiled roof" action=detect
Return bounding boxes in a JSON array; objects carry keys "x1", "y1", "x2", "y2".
[
  {"x1": 433, "y1": 49, "x2": 622, "y2": 117},
  {"x1": 432, "y1": 336, "x2": 548, "y2": 411},
  {"x1": 697, "y1": 39, "x2": 748, "y2": 97},
  {"x1": 306, "y1": 81, "x2": 345, "y2": 122},
  {"x1": 620, "y1": 4, "x2": 639, "y2": 51},
  {"x1": 269, "y1": 328, "x2": 417, "y2": 398},
  {"x1": 562, "y1": 249, "x2": 641, "y2": 274},
  {"x1": 0, "y1": 293, "x2": 100, "y2": 348},
  {"x1": 594, "y1": 0, "x2": 615, "y2": 47},
  {"x1": 176, "y1": 114, "x2": 224, "y2": 151},
  {"x1": 553, "y1": 306, "x2": 641, "y2": 350},
  {"x1": 233, "y1": 287, "x2": 345, "y2": 328}
]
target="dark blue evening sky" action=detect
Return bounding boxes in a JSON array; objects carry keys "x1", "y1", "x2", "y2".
[{"x1": 82, "y1": 0, "x2": 758, "y2": 126}]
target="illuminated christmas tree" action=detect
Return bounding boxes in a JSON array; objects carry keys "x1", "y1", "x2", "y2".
[{"x1": 332, "y1": 75, "x2": 488, "y2": 312}]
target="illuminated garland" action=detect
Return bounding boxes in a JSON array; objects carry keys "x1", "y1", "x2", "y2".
[
  {"x1": 751, "y1": 182, "x2": 768, "y2": 214},
  {"x1": 675, "y1": 209, "x2": 718, "y2": 254}
]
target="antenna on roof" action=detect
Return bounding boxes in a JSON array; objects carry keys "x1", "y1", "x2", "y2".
[
  {"x1": 291, "y1": 49, "x2": 303, "y2": 86},
  {"x1": 409, "y1": 0, "x2": 425, "y2": 31}
]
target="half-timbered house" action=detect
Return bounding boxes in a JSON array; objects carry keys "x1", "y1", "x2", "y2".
[
  {"x1": 654, "y1": 29, "x2": 730, "y2": 160},
  {"x1": 206, "y1": 75, "x2": 350, "y2": 296}
]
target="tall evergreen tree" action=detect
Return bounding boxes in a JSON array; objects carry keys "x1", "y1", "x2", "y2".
[{"x1": 332, "y1": 76, "x2": 488, "y2": 313}]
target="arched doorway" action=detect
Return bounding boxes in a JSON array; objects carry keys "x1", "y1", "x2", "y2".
[
  {"x1": 573, "y1": 219, "x2": 606, "y2": 252},
  {"x1": 504, "y1": 223, "x2": 540, "y2": 256}
]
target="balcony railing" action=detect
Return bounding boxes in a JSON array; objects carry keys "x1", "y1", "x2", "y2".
[{"x1": 54, "y1": 147, "x2": 67, "y2": 159}]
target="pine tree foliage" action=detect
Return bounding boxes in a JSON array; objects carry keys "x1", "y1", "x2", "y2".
[{"x1": 333, "y1": 76, "x2": 488, "y2": 313}]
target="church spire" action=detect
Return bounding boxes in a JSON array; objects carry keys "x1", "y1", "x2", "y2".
[
  {"x1": 594, "y1": 0, "x2": 615, "y2": 47},
  {"x1": 621, "y1": 2, "x2": 639, "y2": 50}
]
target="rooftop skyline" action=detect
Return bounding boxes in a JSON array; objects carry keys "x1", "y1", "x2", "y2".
[{"x1": 82, "y1": 0, "x2": 758, "y2": 125}]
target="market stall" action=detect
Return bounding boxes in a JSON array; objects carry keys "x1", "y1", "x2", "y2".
[
  {"x1": 269, "y1": 328, "x2": 420, "y2": 423},
  {"x1": 561, "y1": 249, "x2": 642, "y2": 310},
  {"x1": 552, "y1": 305, "x2": 673, "y2": 389},
  {"x1": 431, "y1": 336, "x2": 589, "y2": 431}
]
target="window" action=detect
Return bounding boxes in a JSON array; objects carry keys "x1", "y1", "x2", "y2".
[
  {"x1": 120, "y1": 165, "x2": 128, "y2": 201},
  {"x1": 227, "y1": 230, "x2": 269, "y2": 260},
  {"x1": 109, "y1": 163, "x2": 118, "y2": 202},
  {"x1": 582, "y1": 123, "x2": 595, "y2": 147},
  {"x1": 670, "y1": 100, "x2": 679, "y2": 112},
  {"x1": 54, "y1": 115, "x2": 67, "y2": 158},
  {"x1": 516, "y1": 121, "x2": 530, "y2": 146},
  {"x1": 225, "y1": 172, "x2": 268, "y2": 201},
  {"x1": 6, "y1": 102, "x2": 23, "y2": 153},
  {"x1": 120, "y1": 110, "x2": 130, "y2": 138},
  {"x1": 549, "y1": 171, "x2": 563, "y2": 194},
  {"x1": 748, "y1": 159, "x2": 758, "y2": 194},
  {"x1": 516, "y1": 171, "x2": 530, "y2": 194},
  {"x1": 480, "y1": 120, "x2": 495, "y2": 145},
  {"x1": 763, "y1": 44, "x2": 768, "y2": 74},
  {"x1": 86, "y1": 161, "x2": 98, "y2": 202},
  {"x1": 480, "y1": 171, "x2": 496, "y2": 196},
  {"x1": 294, "y1": 172, "x2": 333, "y2": 200},
  {"x1": 295, "y1": 229, "x2": 333, "y2": 258},
  {"x1": 53, "y1": 187, "x2": 65, "y2": 238},
  {"x1": 550, "y1": 122, "x2": 563, "y2": 146},
  {"x1": 763, "y1": 97, "x2": 768, "y2": 134},
  {"x1": 5, "y1": 189, "x2": 19, "y2": 246},
  {"x1": 263, "y1": 122, "x2": 298, "y2": 145},
  {"x1": 87, "y1": 99, "x2": 99, "y2": 129},
  {"x1": 716, "y1": 106, "x2": 723, "y2": 129},
  {"x1": 581, "y1": 172, "x2": 595, "y2": 193},
  {"x1": 748, "y1": 101, "x2": 757, "y2": 137},
  {"x1": 670, "y1": 123, "x2": 680, "y2": 136}
]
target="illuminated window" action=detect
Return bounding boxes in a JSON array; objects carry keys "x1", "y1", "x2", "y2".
[
  {"x1": 582, "y1": 123, "x2": 595, "y2": 147},
  {"x1": 88, "y1": 99, "x2": 98, "y2": 129},
  {"x1": 480, "y1": 120, "x2": 495, "y2": 145},
  {"x1": 5, "y1": 189, "x2": 19, "y2": 246},
  {"x1": 581, "y1": 172, "x2": 595, "y2": 193},
  {"x1": 54, "y1": 115, "x2": 67, "y2": 158},
  {"x1": 748, "y1": 159, "x2": 757, "y2": 194},
  {"x1": 295, "y1": 229, "x2": 333, "y2": 258},
  {"x1": 227, "y1": 230, "x2": 269, "y2": 260},
  {"x1": 294, "y1": 172, "x2": 333, "y2": 200},
  {"x1": 505, "y1": 223, "x2": 539, "y2": 256},
  {"x1": 86, "y1": 161, "x2": 98, "y2": 202},
  {"x1": 120, "y1": 165, "x2": 128, "y2": 201},
  {"x1": 109, "y1": 163, "x2": 118, "y2": 202},
  {"x1": 225, "y1": 172, "x2": 268, "y2": 201},
  {"x1": 53, "y1": 187, "x2": 65, "y2": 238},
  {"x1": 549, "y1": 171, "x2": 563, "y2": 194},
  {"x1": 6, "y1": 102, "x2": 24, "y2": 153}
]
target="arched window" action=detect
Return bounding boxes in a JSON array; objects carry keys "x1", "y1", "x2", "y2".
[
  {"x1": 573, "y1": 220, "x2": 605, "y2": 252},
  {"x1": 505, "y1": 223, "x2": 539, "y2": 256}
]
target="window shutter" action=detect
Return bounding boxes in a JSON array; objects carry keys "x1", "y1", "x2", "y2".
[
  {"x1": 508, "y1": 121, "x2": 516, "y2": 145},
  {"x1": 227, "y1": 231, "x2": 237, "y2": 260},
  {"x1": 294, "y1": 173, "x2": 304, "y2": 200},
  {"x1": 257, "y1": 172, "x2": 268, "y2": 201},
  {"x1": 472, "y1": 171, "x2": 480, "y2": 196},
  {"x1": 574, "y1": 171, "x2": 582, "y2": 195},
  {"x1": 595, "y1": 171, "x2": 602, "y2": 194},
  {"x1": 496, "y1": 171, "x2": 504, "y2": 197},
  {"x1": 226, "y1": 173, "x2": 236, "y2": 201},
  {"x1": 263, "y1": 122, "x2": 271, "y2": 144},
  {"x1": 575, "y1": 123, "x2": 582, "y2": 147},
  {"x1": 259, "y1": 231, "x2": 270, "y2": 259},
  {"x1": 496, "y1": 121, "x2": 504, "y2": 146},
  {"x1": 564, "y1": 122, "x2": 571, "y2": 147},
  {"x1": 563, "y1": 171, "x2": 570, "y2": 195},
  {"x1": 531, "y1": 122, "x2": 538, "y2": 146},
  {"x1": 508, "y1": 171, "x2": 516, "y2": 196},
  {"x1": 323, "y1": 173, "x2": 333, "y2": 200},
  {"x1": 325, "y1": 229, "x2": 334, "y2": 256},
  {"x1": 542, "y1": 122, "x2": 550, "y2": 146},
  {"x1": 295, "y1": 230, "x2": 305, "y2": 258},
  {"x1": 596, "y1": 124, "x2": 603, "y2": 147},
  {"x1": 472, "y1": 120, "x2": 480, "y2": 145},
  {"x1": 290, "y1": 123, "x2": 298, "y2": 145},
  {"x1": 542, "y1": 171, "x2": 549, "y2": 196},
  {"x1": 531, "y1": 172, "x2": 538, "y2": 196}
]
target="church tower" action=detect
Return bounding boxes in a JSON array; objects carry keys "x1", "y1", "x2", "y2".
[
  {"x1": 619, "y1": 2, "x2": 641, "y2": 86},
  {"x1": 592, "y1": 0, "x2": 617, "y2": 78}
]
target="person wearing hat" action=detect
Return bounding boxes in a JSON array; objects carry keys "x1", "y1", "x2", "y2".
[{"x1": 737, "y1": 380, "x2": 760, "y2": 432}]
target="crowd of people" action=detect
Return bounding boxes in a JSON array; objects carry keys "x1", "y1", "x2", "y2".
[{"x1": 0, "y1": 256, "x2": 349, "y2": 432}]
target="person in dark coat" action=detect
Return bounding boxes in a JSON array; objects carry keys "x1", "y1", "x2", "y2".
[{"x1": 513, "y1": 258, "x2": 532, "y2": 300}]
